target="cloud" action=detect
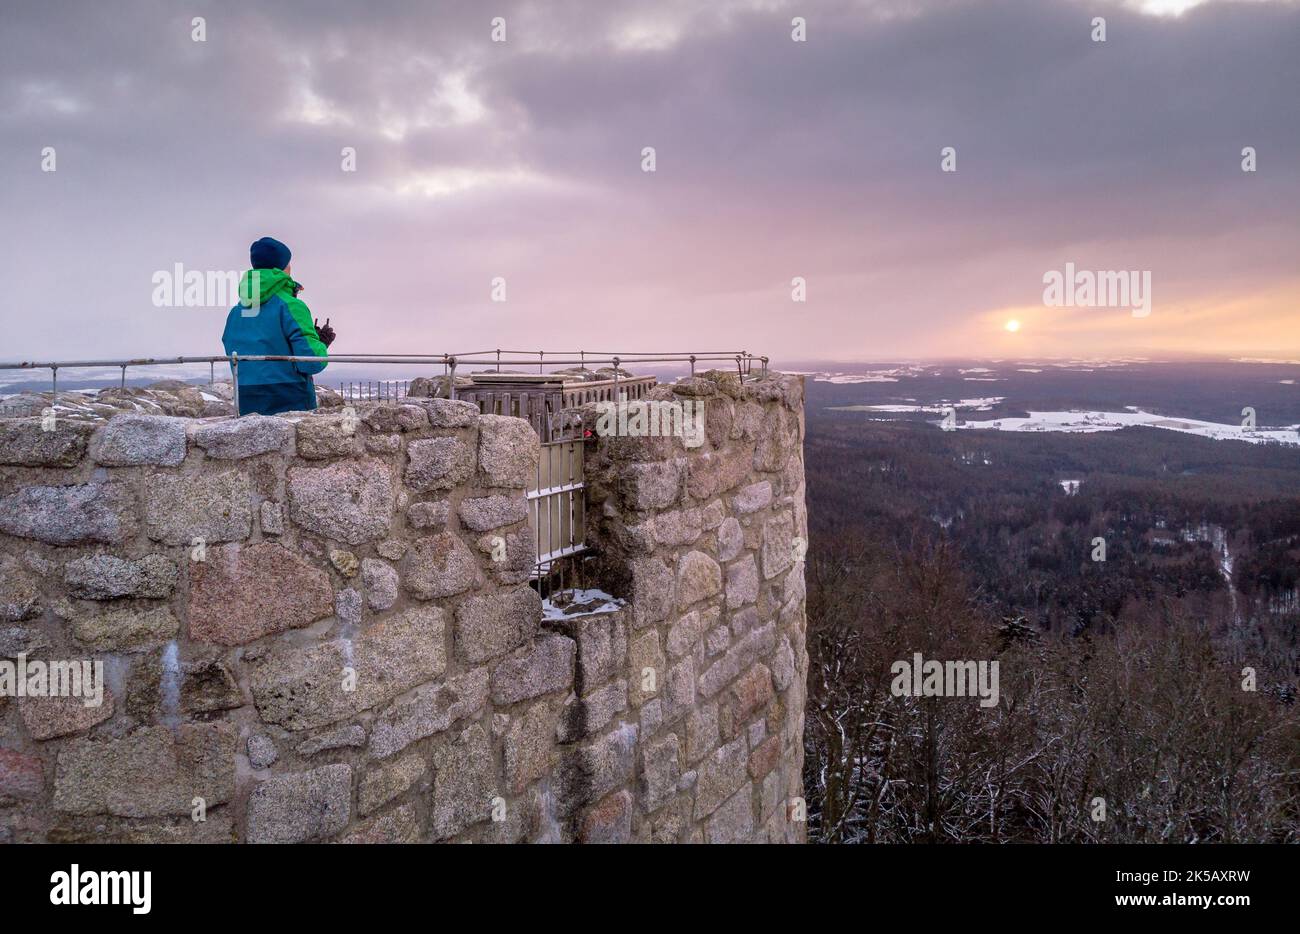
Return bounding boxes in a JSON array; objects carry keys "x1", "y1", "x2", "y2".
[{"x1": 0, "y1": 0, "x2": 1296, "y2": 365}]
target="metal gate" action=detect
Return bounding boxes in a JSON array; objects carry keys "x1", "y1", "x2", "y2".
[
  {"x1": 528, "y1": 411, "x2": 586, "y2": 596},
  {"x1": 451, "y1": 372, "x2": 658, "y2": 597},
  {"x1": 339, "y1": 379, "x2": 409, "y2": 401}
]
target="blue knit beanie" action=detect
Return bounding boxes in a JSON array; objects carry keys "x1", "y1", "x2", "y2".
[{"x1": 250, "y1": 236, "x2": 292, "y2": 270}]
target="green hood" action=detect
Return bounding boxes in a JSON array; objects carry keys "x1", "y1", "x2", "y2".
[{"x1": 238, "y1": 268, "x2": 299, "y2": 305}]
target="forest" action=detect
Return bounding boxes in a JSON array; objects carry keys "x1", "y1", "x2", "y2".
[{"x1": 801, "y1": 394, "x2": 1300, "y2": 843}]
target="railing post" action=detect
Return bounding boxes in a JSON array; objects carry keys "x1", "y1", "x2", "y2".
[
  {"x1": 690, "y1": 354, "x2": 696, "y2": 377},
  {"x1": 448, "y1": 356, "x2": 457, "y2": 400},
  {"x1": 209, "y1": 360, "x2": 214, "y2": 385},
  {"x1": 539, "y1": 350, "x2": 544, "y2": 374},
  {"x1": 51, "y1": 365, "x2": 57, "y2": 402},
  {"x1": 612, "y1": 356, "x2": 620, "y2": 401},
  {"x1": 120, "y1": 365, "x2": 127, "y2": 389},
  {"x1": 230, "y1": 352, "x2": 240, "y2": 414}
]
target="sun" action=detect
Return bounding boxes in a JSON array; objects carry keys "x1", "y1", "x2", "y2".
[{"x1": 1004, "y1": 319, "x2": 1022, "y2": 333}]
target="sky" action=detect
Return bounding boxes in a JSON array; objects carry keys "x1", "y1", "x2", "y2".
[{"x1": 0, "y1": 0, "x2": 1297, "y2": 366}]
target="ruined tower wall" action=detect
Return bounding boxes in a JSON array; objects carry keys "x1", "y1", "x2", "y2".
[
  {"x1": 0, "y1": 370, "x2": 807, "y2": 843},
  {"x1": 576, "y1": 371, "x2": 809, "y2": 842}
]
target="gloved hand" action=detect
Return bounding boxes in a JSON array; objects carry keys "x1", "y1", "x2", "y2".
[{"x1": 314, "y1": 318, "x2": 336, "y2": 347}]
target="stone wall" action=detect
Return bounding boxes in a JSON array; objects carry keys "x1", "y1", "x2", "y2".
[{"x1": 0, "y1": 370, "x2": 807, "y2": 844}]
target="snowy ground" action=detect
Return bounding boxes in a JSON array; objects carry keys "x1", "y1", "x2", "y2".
[
  {"x1": 541, "y1": 588, "x2": 625, "y2": 620},
  {"x1": 806, "y1": 365, "x2": 940, "y2": 384},
  {"x1": 829, "y1": 397, "x2": 1005, "y2": 414},
  {"x1": 953, "y1": 409, "x2": 1300, "y2": 446}
]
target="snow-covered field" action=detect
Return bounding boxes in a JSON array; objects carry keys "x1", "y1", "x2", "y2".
[
  {"x1": 830, "y1": 397, "x2": 1005, "y2": 414},
  {"x1": 817, "y1": 374, "x2": 900, "y2": 383},
  {"x1": 954, "y1": 410, "x2": 1300, "y2": 446},
  {"x1": 811, "y1": 367, "x2": 933, "y2": 384},
  {"x1": 804, "y1": 359, "x2": 1158, "y2": 383}
]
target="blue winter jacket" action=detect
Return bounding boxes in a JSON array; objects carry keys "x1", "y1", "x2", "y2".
[{"x1": 221, "y1": 268, "x2": 328, "y2": 415}]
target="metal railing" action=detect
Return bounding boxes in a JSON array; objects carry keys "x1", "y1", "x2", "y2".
[
  {"x1": 456, "y1": 374, "x2": 659, "y2": 440},
  {"x1": 0, "y1": 350, "x2": 768, "y2": 415},
  {"x1": 562, "y1": 376, "x2": 656, "y2": 407},
  {"x1": 340, "y1": 379, "x2": 410, "y2": 402}
]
